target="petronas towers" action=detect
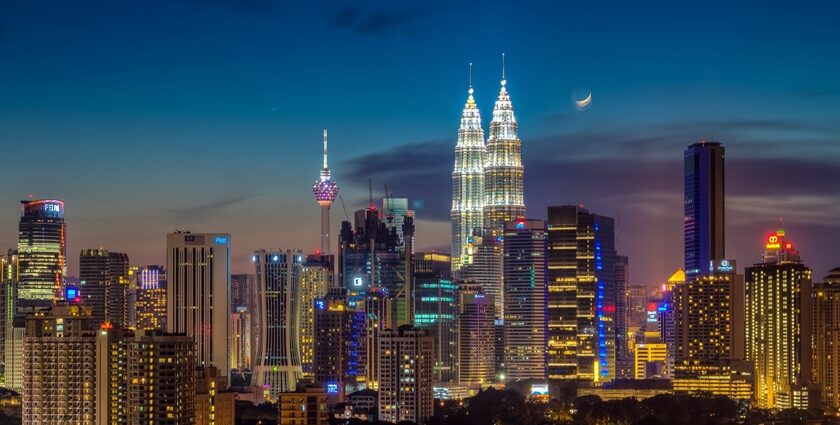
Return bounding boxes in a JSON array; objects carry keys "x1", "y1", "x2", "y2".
[{"x1": 451, "y1": 59, "x2": 525, "y2": 273}]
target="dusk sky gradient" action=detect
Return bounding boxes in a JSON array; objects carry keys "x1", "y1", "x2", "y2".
[{"x1": 1, "y1": 1, "x2": 839, "y2": 285}]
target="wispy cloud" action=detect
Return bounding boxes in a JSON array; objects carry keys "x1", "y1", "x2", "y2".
[
  {"x1": 166, "y1": 194, "x2": 259, "y2": 220},
  {"x1": 330, "y1": 5, "x2": 429, "y2": 35}
]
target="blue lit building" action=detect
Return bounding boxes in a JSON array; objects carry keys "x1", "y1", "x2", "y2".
[
  {"x1": 313, "y1": 288, "x2": 367, "y2": 402},
  {"x1": 414, "y1": 271, "x2": 458, "y2": 384},
  {"x1": 684, "y1": 141, "x2": 725, "y2": 281},
  {"x1": 546, "y1": 206, "x2": 618, "y2": 382}
]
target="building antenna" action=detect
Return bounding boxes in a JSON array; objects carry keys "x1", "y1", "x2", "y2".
[
  {"x1": 368, "y1": 178, "x2": 374, "y2": 210},
  {"x1": 469, "y1": 62, "x2": 473, "y2": 88},
  {"x1": 502, "y1": 53, "x2": 506, "y2": 80}
]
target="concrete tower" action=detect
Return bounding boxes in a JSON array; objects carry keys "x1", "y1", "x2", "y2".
[{"x1": 313, "y1": 129, "x2": 339, "y2": 256}]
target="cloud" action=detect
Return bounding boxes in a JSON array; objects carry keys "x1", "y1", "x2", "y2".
[
  {"x1": 330, "y1": 5, "x2": 429, "y2": 35},
  {"x1": 166, "y1": 194, "x2": 259, "y2": 220}
]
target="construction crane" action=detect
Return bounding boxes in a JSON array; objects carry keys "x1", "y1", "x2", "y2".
[
  {"x1": 338, "y1": 195, "x2": 350, "y2": 221},
  {"x1": 383, "y1": 184, "x2": 395, "y2": 224}
]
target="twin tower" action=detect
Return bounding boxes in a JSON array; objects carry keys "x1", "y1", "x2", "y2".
[{"x1": 451, "y1": 58, "x2": 525, "y2": 272}]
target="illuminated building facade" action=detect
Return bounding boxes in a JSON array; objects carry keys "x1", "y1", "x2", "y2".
[
  {"x1": 615, "y1": 256, "x2": 629, "y2": 364},
  {"x1": 483, "y1": 64, "x2": 525, "y2": 231},
  {"x1": 459, "y1": 229, "x2": 504, "y2": 319},
  {"x1": 229, "y1": 273, "x2": 255, "y2": 375},
  {"x1": 278, "y1": 382, "x2": 329, "y2": 425},
  {"x1": 22, "y1": 303, "x2": 97, "y2": 424},
  {"x1": 79, "y1": 248, "x2": 129, "y2": 327},
  {"x1": 125, "y1": 331, "x2": 196, "y2": 424},
  {"x1": 166, "y1": 232, "x2": 231, "y2": 377},
  {"x1": 684, "y1": 141, "x2": 725, "y2": 281},
  {"x1": 414, "y1": 274, "x2": 458, "y2": 384},
  {"x1": 503, "y1": 219, "x2": 547, "y2": 382},
  {"x1": 313, "y1": 129, "x2": 339, "y2": 257},
  {"x1": 195, "y1": 366, "x2": 236, "y2": 425},
  {"x1": 95, "y1": 326, "x2": 128, "y2": 425},
  {"x1": 299, "y1": 256, "x2": 331, "y2": 378},
  {"x1": 546, "y1": 206, "x2": 618, "y2": 382},
  {"x1": 253, "y1": 249, "x2": 305, "y2": 398},
  {"x1": 634, "y1": 342, "x2": 668, "y2": 379},
  {"x1": 134, "y1": 265, "x2": 166, "y2": 331},
  {"x1": 813, "y1": 267, "x2": 840, "y2": 412},
  {"x1": 0, "y1": 250, "x2": 18, "y2": 371},
  {"x1": 363, "y1": 286, "x2": 393, "y2": 390},
  {"x1": 17, "y1": 199, "x2": 66, "y2": 310},
  {"x1": 382, "y1": 197, "x2": 415, "y2": 252},
  {"x1": 313, "y1": 288, "x2": 366, "y2": 402},
  {"x1": 746, "y1": 230, "x2": 814, "y2": 409},
  {"x1": 459, "y1": 292, "x2": 495, "y2": 388},
  {"x1": 378, "y1": 325, "x2": 434, "y2": 425},
  {"x1": 450, "y1": 77, "x2": 485, "y2": 273}
]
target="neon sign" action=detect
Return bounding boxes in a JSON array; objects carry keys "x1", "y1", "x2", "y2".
[
  {"x1": 766, "y1": 234, "x2": 781, "y2": 249},
  {"x1": 515, "y1": 220, "x2": 526, "y2": 229},
  {"x1": 326, "y1": 382, "x2": 339, "y2": 394},
  {"x1": 214, "y1": 236, "x2": 228, "y2": 245},
  {"x1": 65, "y1": 286, "x2": 81, "y2": 303},
  {"x1": 315, "y1": 299, "x2": 325, "y2": 310}
]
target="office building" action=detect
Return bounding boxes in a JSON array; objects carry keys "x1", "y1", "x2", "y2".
[
  {"x1": 312, "y1": 129, "x2": 339, "y2": 257},
  {"x1": 378, "y1": 326, "x2": 434, "y2": 425},
  {"x1": 278, "y1": 381, "x2": 328, "y2": 425},
  {"x1": 746, "y1": 230, "x2": 814, "y2": 409},
  {"x1": 459, "y1": 292, "x2": 495, "y2": 388},
  {"x1": 17, "y1": 199, "x2": 66, "y2": 310},
  {"x1": 313, "y1": 289, "x2": 366, "y2": 402},
  {"x1": 503, "y1": 219, "x2": 547, "y2": 382},
  {"x1": 546, "y1": 206, "x2": 618, "y2": 381},
  {"x1": 299, "y1": 255, "x2": 331, "y2": 377},
  {"x1": 166, "y1": 232, "x2": 230, "y2": 377},
  {"x1": 134, "y1": 265, "x2": 167, "y2": 331},
  {"x1": 459, "y1": 229, "x2": 504, "y2": 318},
  {"x1": 684, "y1": 141, "x2": 725, "y2": 281},
  {"x1": 126, "y1": 331, "x2": 196, "y2": 424},
  {"x1": 195, "y1": 366, "x2": 236, "y2": 425},
  {"x1": 814, "y1": 267, "x2": 840, "y2": 412},
  {"x1": 414, "y1": 272, "x2": 458, "y2": 384},
  {"x1": 450, "y1": 77, "x2": 485, "y2": 273},
  {"x1": 253, "y1": 250, "x2": 305, "y2": 398},
  {"x1": 363, "y1": 286, "x2": 393, "y2": 390},
  {"x1": 615, "y1": 256, "x2": 629, "y2": 364},
  {"x1": 0, "y1": 250, "x2": 18, "y2": 373},
  {"x1": 80, "y1": 249, "x2": 129, "y2": 327},
  {"x1": 634, "y1": 341, "x2": 668, "y2": 380},
  {"x1": 483, "y1": 62, "x2": 525, "y2": 230},
  {"x1": 22, "y1": 303, "x2": 97, "y2": 424},
  {"x1": 382, "y1": 197, "x2": 415, "y2": 252}
]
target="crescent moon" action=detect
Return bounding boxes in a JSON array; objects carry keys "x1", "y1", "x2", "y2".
[{"x1": 575, "y1": 92, "x2": 592, "y2": 111}]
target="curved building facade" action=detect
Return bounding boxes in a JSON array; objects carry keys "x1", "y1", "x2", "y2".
[
  {"x1": 253, "y1": 250, "x2": 304, "y2": 399},
  {"x1": 451, "y1": 82, "x2": 485, "y2": 272},
  {"x1": 18, "y1": 199, "x2": 66, "y2": 308}
]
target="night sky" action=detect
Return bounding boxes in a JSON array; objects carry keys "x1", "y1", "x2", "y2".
[{"x1": 1, "y1": 1, "x2": 839, "y2": 286}]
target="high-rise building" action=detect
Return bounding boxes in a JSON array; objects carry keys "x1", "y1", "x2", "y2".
[
  {"x1": 313, "y1": 288, "x2": 366, "y2": 402},
  {"x1": 634, "y1": 342, "x2": 668, "y2": 380},
  {"x1": 134, "y1": 265, "x2": 167, "y2": 331},
  {"x1": 0, "y1": 250, "x2": 18, "y2": 372},
  {"x1": 17, "y1": 199, "x2": 66, "y2": 310},
  {"x1": 503, "y1": 219, "x2": 547, "y2": 382},
  {"x1": 253, "y1": 250, "x2": 305, "y2": 398},
  {"x1": 626, "y1": 284, "x2": 648, "y2": 329},
  {"x1": 414, "y1": 272, "x2": 458, "y2": 384},
  {"x1": 95, "y1": 325, "x2": 128, "y2": 425},
  {"x1": 195, "y1": 366, "x2": 236, "y2": 425},
  {"x1": 458, "y1": 292, "x2": 495, "y2": 388},
  {"x1": 363, "y1": 286, "x2": 393, "y2": 390},
  {"x1": 683, "y1": 141, "x2": 725, "y2": 281},
  {"x1": 166, "y1": 232, "x2": 231, "y2": 377},
  {"x1": 378, "y1": 325, "x2": 434, "y2": 425},
  {"x1": 450, "y1": 75, "x2": 485, "y2": 273},
  {"x1": 546, "y1": 206, "x2": 618, "y2": 381},
  {"x1": 615, "y1": 256, "x2": 630, "y2": 364},
  {"x1": 278, "y1": 381, "x2": 329, "y2": 425},
  {"x1": 79, "y1": 248, "x2": 129, "y2": 327},
  {"x1": 126, "y1": 330, "x2": 196, "y2": 424},
  {"x1": 22, "y1": 303, "x2": 97, "y2": 424},
  {"x1": 813, "y1": 267, "x2": 840, "y2": 412},
  {"x1": 483, "y1": 60, "x2": 525, "y2": 231},
  {"x1": 382, "y1": 197, "x2": 415, "y2": 252},
  {"x1": 299, "y1": 255, "x2": 331, "y2": 378},
  {"x1": 459, "y1": 229, "x2": 504, "y2": 319},
  {"x1": 746, "y1": 230, "x2": 814, "y2": 409},
  {"x1": 230, "y1": 273, "x2": 256, "y2": 377},
  {"x1": 313, "y1": 129, "x2": 339, "y2": 257}
]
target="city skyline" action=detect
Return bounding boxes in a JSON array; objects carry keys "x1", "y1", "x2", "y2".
[{"x1": 2, "y1": 1, "x2": 840, "y2": 286}]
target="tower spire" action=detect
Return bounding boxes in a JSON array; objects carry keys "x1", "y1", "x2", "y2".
[
  {"x1": 322, "y1": 128, "x2": 329, "y2": 170},
  {"x1": 501, "y1": 53, "x2": 506, "y2": 85}
]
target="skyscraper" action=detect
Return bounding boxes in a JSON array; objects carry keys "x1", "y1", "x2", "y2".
[
  {"x1": 314, "y1": 288, "x2": 367, "y2": 402},
  {"x1": 378, "y1": 325, "x2": 434, "y2": 425},
  {"x1": 483, "y1": 58, "x2": 525, "y2": 231},
  {"x1": 546, "y1": 206, "x2": 618, "y2": 382},
  {"x1": 253, "y1": 250, "x2": 305, "y2": 397},
  {"x1": 313, "y1": 129, "x2": 339, "y2": 257},
  {"x1": 458, "y1": 292, "x2": 495, "y2": 388},
  {"x1": 459, "y1": 229, "x2": 504, "y2": 318},
  {"x1": 813, "y1": 267, "x2": 840, "y2": 412},
  {"x1": 684, "y1": 141, "x2": 725, "y2": 281},
  {"x1": 0, "y1": 250, "x2": 18, "y2": 369},
  {"x1": 615, "y1": 255, "x2": 630, "y2": 369},
  {"x1": 17, "y1": 199, "x2": 66, "y2": 310},
  {"x1": 134, "y1": 265, "x2": 167, "y2": 331},
  {"x1": 414, "y1": 271, "x2": 458, "y2": 384},
  {"x1": 382, "y1": 197, "x2": 415, "y2": 252},
  {"x1": 299, "y1": 255, "x2": 331, "y2": 378},
  {"x1": 166, "y1": 232, "x2": 231, "y2": 377},
  {"x1": 450, "y1": 71, "x2": 485, "y2": 273},
  {"x1": 79, "y1": 248, "x2": 129, "y2": 327},
  {"x1": 746, "y1": 230, "x2": 814, "y2": 409},
  {"x1": 503, "y1": 219, "x2": 547, "y2": 382}
]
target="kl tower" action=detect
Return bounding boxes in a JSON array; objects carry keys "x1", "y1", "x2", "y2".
[{"x1": 312, "y1": 128, "x2": 339, "y2": 256}]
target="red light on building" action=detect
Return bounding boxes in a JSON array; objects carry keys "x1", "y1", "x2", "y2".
[
  {"x1": 647, "y1": 302, "x2": 657, "y2": 311},
  {"x1": 603, "y1": 305, "x2": 616, "y2": 314},
  {"x1": 785, "y1": 243, "x2": 793, "y2": 250},
  {"x1": 314, "y1": 249, "x2": 322, "y2": 256},
  {"x1": 100, "y1": 322, "x2": 114, "y2": 330}
]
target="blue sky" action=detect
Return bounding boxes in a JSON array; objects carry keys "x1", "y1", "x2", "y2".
[{"x1": 1, "y1": 1, "x2": 839, "y2": 284}]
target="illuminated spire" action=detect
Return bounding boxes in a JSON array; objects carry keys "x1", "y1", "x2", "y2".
[
  {"x1": 320, "y1": 128, "x2": 331, "y2": 182},
  {"x1": 451, "y1": 62, "x2": 485, "y2": 273},
  {"x1": 483, "y1": 53, "x2": 524, "y2": 229},
  {"x1": 313, "y1": 129, "x2": 339, "y2": 255}
]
